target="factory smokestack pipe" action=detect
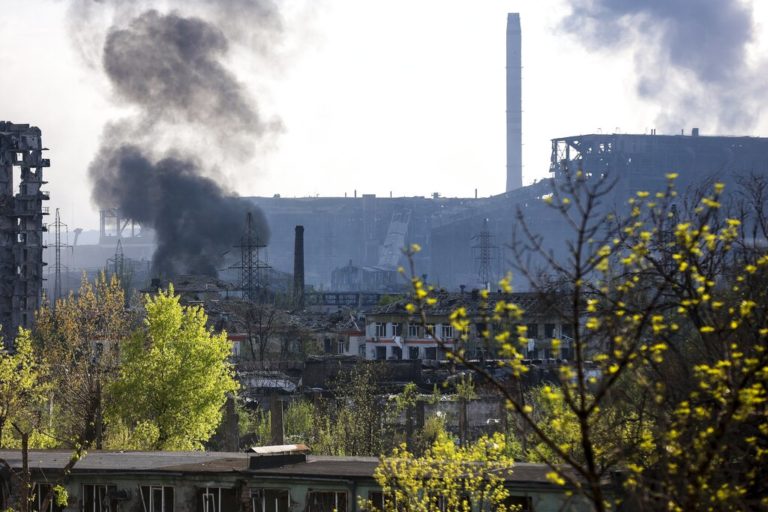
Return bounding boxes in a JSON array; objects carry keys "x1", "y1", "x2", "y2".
[
  {"x1": 506, "y1": 13, "x2": 522, "y2": 192},
  {"x1": 293, "y1": 225, "x2": 305, "y2": 309}
]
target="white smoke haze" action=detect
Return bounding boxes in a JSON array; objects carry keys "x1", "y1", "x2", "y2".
[{"x1": 562, "y1": 0, "x2": 767, "y2": 133}]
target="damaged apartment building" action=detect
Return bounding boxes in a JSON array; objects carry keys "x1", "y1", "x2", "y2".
[
  {"x1": 361, "y1": 291, "x2": 573, "y2": 362},
  {"x1": 0, "y1": 121, "x2": 49, "y2": 344}
]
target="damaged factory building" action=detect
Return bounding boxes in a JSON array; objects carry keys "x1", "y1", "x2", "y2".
[{"x1": 251, "y1": 130, "x2": 768, "y2": 293}]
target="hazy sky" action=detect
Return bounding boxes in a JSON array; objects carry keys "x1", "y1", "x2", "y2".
[{"x1": 1, "y1": 0, "x2": 767, "y2": 229}]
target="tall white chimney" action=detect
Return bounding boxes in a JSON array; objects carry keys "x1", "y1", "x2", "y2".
[{"x1": 506, "y1": 13, "x2": 522, "y2": 192}]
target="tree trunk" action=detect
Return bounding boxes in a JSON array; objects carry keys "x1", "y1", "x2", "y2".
[
  {"x1": 20, "y1": 431, "x2": 30, "y2": 512},
  {"x1": 95, "y1": 379, "x2": 104, "y2": 449}
]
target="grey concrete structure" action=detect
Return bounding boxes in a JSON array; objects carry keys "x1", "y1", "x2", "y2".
[
  {"x1": 506, "y1": 13, "x2": 522, "y2": 192},
  {"x1": 0, "y1": 122, "x2": 49, "y2": 343},
  {"x1": 549, "y1": 131, "x2": 768, "y2": 197},
  {"x1": 250, "y1": 132, "x2": 768, "y2": 293}
]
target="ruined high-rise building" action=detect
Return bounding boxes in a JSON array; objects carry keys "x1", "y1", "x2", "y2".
[
  {"x1": 0, "y1": 122, "x2": 49, "y2": 344},
  {"x1": 506, "y1": 13, "x2": 522, "y2": 192}
]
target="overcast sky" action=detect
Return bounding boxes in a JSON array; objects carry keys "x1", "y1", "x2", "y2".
[{"x1": 1, "y1": 0, "x2": 767, "y2": 230}]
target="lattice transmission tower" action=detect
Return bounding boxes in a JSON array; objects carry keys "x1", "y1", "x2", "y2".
[
  {"x1": 472, "y1": 218, "x2": 498, "y2": 290},
  {"x1": 51, "y1": 208, "x2": 69, "y2": 307},
  {"x1": 106, "y1": 239, "x2": 124, "y2": 281},
  {"x1": 232, "y1": 212, "x2": 270, "y2": 302}
]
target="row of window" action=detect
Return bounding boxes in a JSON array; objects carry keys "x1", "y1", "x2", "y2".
[
  {"x1": 27, "y1": 484, "x2": 346, "y2": 512},
  {"x1": 21, "y1": 483, "x2": 536, "y2": 512},
  {"x1": 367, "y1": 491, "x2": 532, "y2": 511},
  {"x1": 370, "y1": 344, "x2": 573, "y2": 362},
  {"x1": 373, "y1": 323, "x2": 455, "y2": 339},
  {"x1": 371, "y1": 322, "x2": 574, "y2": 340},
  {"x1": 373, "y1": 345, "x2": 440, "y2": 361}
]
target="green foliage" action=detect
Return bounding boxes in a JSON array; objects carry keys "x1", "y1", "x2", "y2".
[
  {"x1": 365, "y1": 432, "x2": 514, "y2": 512},
  {"x1": 378, "y1": 294, "x2": 406, "y2": 306},
  {"x1": 52, "y1": 485, "x2": 68, "y2": 507},
  {"x1": 34, "y1": 273, "x2": 132, "y2": 449},
  {"x1": 314, "y1": 363, "x2": 387, "y2": 456},
  {"x1": 401, "y1": 175, "x2": 768, "y2": 511},
  {"x1": 455, "y1": 373, "x2": 477, "y2": 401},
  {"x1": 107, "y1": 286, "x2": 238, "y2": 450},
  {"x1": 252, "y1": 400, "x2": 316, "y2": 446},
  {"x1": 0, "y1": 328, "x2": 50, "y2": 447},
  {"x1": 394, "y1": 382, "x2": 419, "y2": 413},
  {"x1": 509, "y1": 385, "x2": 654, "y2": 469}
]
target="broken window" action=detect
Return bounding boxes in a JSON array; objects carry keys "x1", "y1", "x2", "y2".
[
  {"x1": 409, "y1": 347, "x2": 420, "y2": 360},
  {"x1": 82, "y1": 484, "x2": 117, "y2": 512},
  {"x1": 368, "y1": 491, "x2": 407, "y2": 512},
  {"x1": 199, "y1": 487, "x2": 238, "y2": 512},
  {"x1": 368, "y1": 492, "x2": 384, "y2": 511},
  {"x1": 544, "y1": 323, "x2": 555, "y2": 338},
  {"x1": 424, "y1": 347, "x2": 437, "y2": 360},
  {"x1": 526, "y1": 324, "x2": 539, "y2": 338},
  {"x1": 504, "y1": 495, "x2": 534, "y2": 511},
  {"x1": 392, "y1": 323, "x2": 403, "y2": 336},
  {"x1": 140, "y1": 485, "x2": 174, "y2": 512},
  {"x1": 428, "y1": 492, "x2": 467, "y2": 512},
  {"x1": 391, "y1": 346, "x2": 402, "y2": 360},
  {"x1": 375, "y1": 346, "x2": 387, "y2": 360},
  {"x1": 31, "y1": 483, "x2": 64, "y2": 512},
  {"x1": 305, "y1": 491, "x2": 347, "y2": 512},
  {"x1": 251, "y1": 489, "x2": 289, "y2": 512}
]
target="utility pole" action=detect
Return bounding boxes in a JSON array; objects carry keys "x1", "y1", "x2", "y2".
[
  {"x1": 51, "y1": 208, "x2": 68, "y2": 307},
  {"x1": 107, "y1": 239, "x2": 124, "y2": 282}
]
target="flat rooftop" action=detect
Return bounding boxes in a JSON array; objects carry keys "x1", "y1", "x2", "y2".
[{"x1": 0, "y1": 450, "x2": 582, "y2": 485}]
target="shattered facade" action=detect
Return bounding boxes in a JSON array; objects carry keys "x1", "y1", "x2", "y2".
[
  {"x1": 0, "y1": 122, "x2": 49, "y2": 343},
  {"x1": 550, "y1": 131, "x2": 768, "y2": 197}
]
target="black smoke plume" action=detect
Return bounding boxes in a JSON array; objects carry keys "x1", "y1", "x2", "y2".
[
  {"x1": 562, "y1": 0, "x2": 764, "y2": 131},
  {"x1": 91, "y1": 146, "x2": 268, "y2": 276},
  {"x1": 103, "y1": 10, "x2": 259, "y2": 131},
  {"x1": 82, "y1": 5, "x2": 279, "y2": 277}
]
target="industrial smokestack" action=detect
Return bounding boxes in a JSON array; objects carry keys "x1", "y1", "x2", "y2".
[
  {"x1": 506, "y1": 13, "x2": 522, "y2": 192},
  {"x1": 293, "y1": 225, "x2": 305, "y2": 309}
]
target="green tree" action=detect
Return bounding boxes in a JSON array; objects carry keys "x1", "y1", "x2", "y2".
[
  {"x1": 0, "y1": 329, "x2": 69, "y2": 512},
  {"x1": 402, "y1": 174, "x2": 768, "y2": 511},
  {"x1": 34, "y1": 273, "x2": 132, "y2": 449},
  {"x1": 0, "y1": 329, "x2": 49, "y2": 448},
  {"x1": 107, "y1": 286, "x2": 238, "y2": 450},
  {"x1": 312, "y1": 363, "x2": 387, "y2": 456},
  {"x1": 365, "y1": 432, "x2": 514, "y2": 512}
]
